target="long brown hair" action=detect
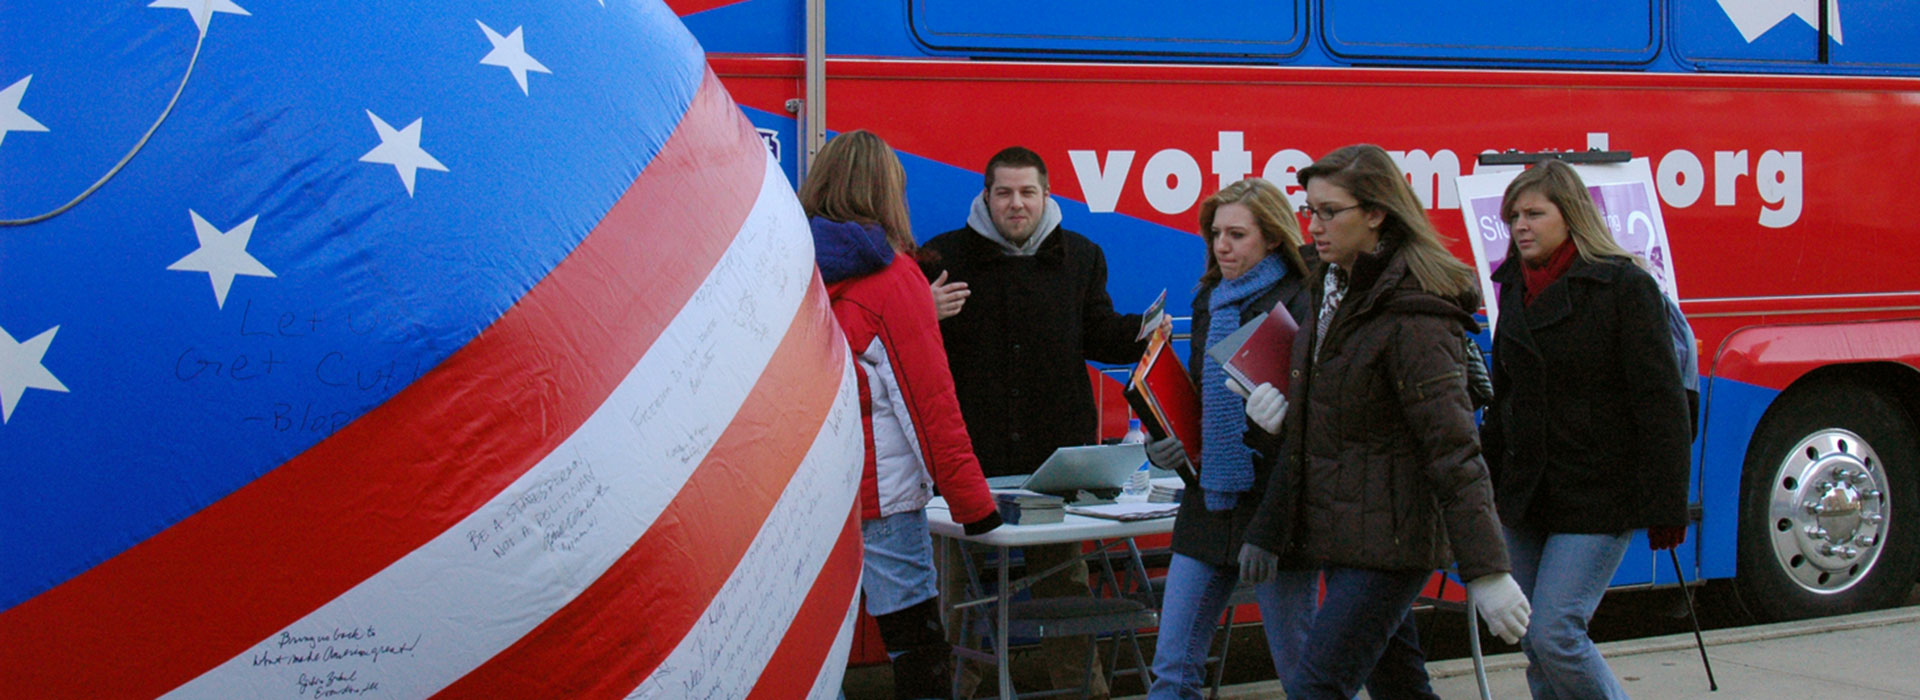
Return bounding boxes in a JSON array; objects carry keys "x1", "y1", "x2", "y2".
[
  {"x1": 1297, "y1": 144, "x2": 1476, "y2": 299},
  {"x1": 1501, "y1": 159, "x2": 1646, "y2": 269},
  {"x1": 1197, "y1": 178, "x2": 1309, "y2": 286},
  {"x1": 797, "y1": 129, "x2": 915, "y2": 253}
]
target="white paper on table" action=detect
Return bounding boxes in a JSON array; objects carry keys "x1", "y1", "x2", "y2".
[{"x1": 1065, "y1": 502, "x2": 1179, "y2": 521}]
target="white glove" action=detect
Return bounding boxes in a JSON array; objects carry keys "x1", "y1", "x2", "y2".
[
  {"x1": 1243, "y1": 382, "x2": 1288, "y2": 435},
  {"x1": 1467, "y1": 572, "x2": 1531, "y2": 644},
  {"x1": 1145, "y1": 435, "x2": 1190, "y2": 473}
]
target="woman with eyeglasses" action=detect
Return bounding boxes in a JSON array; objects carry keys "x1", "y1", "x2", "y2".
[
  {"x1": 1480, "y1": 160, "x2": 1692, "y2": 699},
  {"x1": 1240, "y1": 144, "x2": 1528, "y2": 699},
  {"x1": 1141, "y1": 178, "x2": 1318, "y2": 699}
]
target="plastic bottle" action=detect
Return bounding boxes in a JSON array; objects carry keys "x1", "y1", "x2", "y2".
[{"x1": 1121, "y1": 418, "x2": 1151, "y2": 498}]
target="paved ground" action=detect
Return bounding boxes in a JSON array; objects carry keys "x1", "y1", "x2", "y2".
[
  {"x1": 1197, "y1": 606, "x2": 1920, "y2": 699},
  {"x1": 846, "y1": 588, "x2": 1920, "y2": 698}
]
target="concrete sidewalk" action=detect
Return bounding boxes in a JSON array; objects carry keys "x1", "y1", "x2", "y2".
[{"x1": 1204, "y1": 606, "x2": 1920, "y2": 699}]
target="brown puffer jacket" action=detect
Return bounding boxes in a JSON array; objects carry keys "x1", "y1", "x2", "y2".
[{"x1": 1243, "y1": 242, "x2": 1511, "y2": 581}]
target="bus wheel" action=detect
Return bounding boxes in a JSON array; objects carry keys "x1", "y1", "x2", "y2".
[{"x1": 1737, "y1": 379, "x2": 1920, "y2": 621}]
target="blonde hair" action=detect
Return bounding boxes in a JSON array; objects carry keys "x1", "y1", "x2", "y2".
[
  {"x1": 1197, "y1": 178, "x2": 1308, "y2": 286},
  {"x1": 1297, "y1": 144, "x2": 1477, "y2": 298},
  {"x1": 797, "y1": 130, "x2": 915, "y2": 254},
  {"x1": 1501, "y1": 159, "x2": 1647, "y2": 269}
]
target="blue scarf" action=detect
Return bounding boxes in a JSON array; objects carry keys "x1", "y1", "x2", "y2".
[
  {"x1": 810, "y1": 216, "x2": 895, "y2": 284},
  {"x1": 1201, "y1": 255, "x2": 1284, "y2": 511}
]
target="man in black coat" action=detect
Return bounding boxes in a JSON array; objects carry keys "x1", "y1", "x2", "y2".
[{"x1": 920, "y1": 146, "x2": 1144, "y2": 699}]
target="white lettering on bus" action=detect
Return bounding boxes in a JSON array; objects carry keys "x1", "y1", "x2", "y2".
[
  {"x1": 1142, "y1": 148, "x2": 1202, "y2": 214},
  {"x1": 1212, "y1": 131, "x2": 1253, "y2": 188},
  {"x1": 1068, "y1": 149, "x2": 1133, "y2": 213},
  {"x1": 1657, "y1": 148, "x2": 1706, "y2": 208},
  {"x1": 1388, "y1": 149, "x2": 1463, "y2": 209},
  {"x1": 1069, "y1": 131, "x2": 1804, "y2": 228},
  {"x1": 1715, "y1": 150, "x2": 1749, "y2": 206},
  {"x1": 1260, "y1": 148, "x2": 1313, "y2": 197},
  {"x1": 1755, "y1": 150, "x2": 1802, "y2": 228}
]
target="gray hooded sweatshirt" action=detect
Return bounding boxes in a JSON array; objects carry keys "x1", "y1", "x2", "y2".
[{"x1": 966, "y1": 192, "x2": 1063, "y2": 256}]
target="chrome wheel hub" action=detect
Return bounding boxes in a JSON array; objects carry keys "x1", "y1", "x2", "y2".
[{"x1": 1768, "y1": 429, "x2": 1890, "y2": 594}]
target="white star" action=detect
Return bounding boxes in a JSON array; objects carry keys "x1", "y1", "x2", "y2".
[
  {"x1": 149, "y1": 0, "x2": 250, "y2": 37},
  {"x1": 0, "y1": 324, "x2": 68, "y2": 424},
  {"x1": 168, "y1": 211, "x2": 277, "y2": 309},
  {"x1": 359, "y1": 111, "x2": 448, "y2": 196},
  {"x1": 478, "y1": 21, "x2": 552, "y2": 95},
  {"x1": 1, "y1": 75, "x2": 50, "y2": 149},
  {"x1": 1717, "y1": 0, "x2": 1843, "y2": 45}
]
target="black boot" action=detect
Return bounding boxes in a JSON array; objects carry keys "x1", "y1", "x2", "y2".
[{"x1": 875, "y1": 598, "x2": 954, "y2": 700}]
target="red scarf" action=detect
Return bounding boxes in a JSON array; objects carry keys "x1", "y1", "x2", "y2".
[{"x1": 1522, "y1": 240, "x2": 1578, "y2": 306}]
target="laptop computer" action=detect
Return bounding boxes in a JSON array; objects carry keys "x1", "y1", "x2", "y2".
[{"x1": 984, "y1": 443, "x2": 1145, "y2": 502}]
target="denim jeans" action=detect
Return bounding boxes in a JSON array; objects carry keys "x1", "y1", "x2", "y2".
[
  {"x1": 1505, "y1": 526, "x2": 1632, "y2": 700},
  {"x1": 861, "y1": 510, "x2": 939, "y2": 616},
  {"x1": 1284, "y1": 567, "x2": 1437, "y2": 700},
  {"x1": 1146, "y1": 553, "x2": 1317, "y2": 700}
]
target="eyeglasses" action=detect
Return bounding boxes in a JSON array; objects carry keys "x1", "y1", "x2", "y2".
[{"x1": 1298, "y1": 203, "x2": 1362, "y2": 222}]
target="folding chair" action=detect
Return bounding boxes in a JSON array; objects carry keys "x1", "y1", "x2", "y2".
[{"x1": 952, "y1": 538, "x2": 1160, "y2": 699}]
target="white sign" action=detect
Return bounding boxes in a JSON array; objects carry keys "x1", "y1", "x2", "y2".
[{"x1": 1454, "y1": 158, "x2": 1680, "y2": 333}]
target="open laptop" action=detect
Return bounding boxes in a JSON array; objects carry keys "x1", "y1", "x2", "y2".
[{"x1": 984, "y1": 443, "x2": 1145, "y2": 502}]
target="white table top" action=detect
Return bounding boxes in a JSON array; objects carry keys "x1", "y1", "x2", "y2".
[{"x1": 924, "y1": 496, "x2": 1177, "y2": 546}]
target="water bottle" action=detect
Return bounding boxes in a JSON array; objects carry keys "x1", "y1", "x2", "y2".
[{"x1": 1121, "y1": 418, "x2": 1151, "y2": 498}]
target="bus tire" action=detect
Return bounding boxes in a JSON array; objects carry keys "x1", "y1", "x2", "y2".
[{"x1": 1736, "y1": 378, "x2": 1920, "y2": 621}]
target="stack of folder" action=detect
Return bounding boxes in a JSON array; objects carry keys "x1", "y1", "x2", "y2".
[
  {"x1": 994, "y1": 489, "x2": 1066, "y2": 525},
  {"x1": 1147, "y1": 477, "x2": 1185, "y2": 504}
]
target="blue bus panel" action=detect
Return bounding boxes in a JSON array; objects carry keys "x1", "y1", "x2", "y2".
[
  {"x1": 1673, "y1": 0, "x2": 1920, "y2": 75},
  {"x1": 682, "y1": 0, "x2": 1920, "y2": 77},
  {"x1": 1320, "y1": 0, "x2": 1659, "y2": 66},
  {"x1": 909, "y1": 0, "x2": 1306, "y2": 60}
]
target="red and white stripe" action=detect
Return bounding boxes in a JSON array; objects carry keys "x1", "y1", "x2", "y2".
[{"x1": 164, "y1": 148, "x2": 860, "y2": 698}]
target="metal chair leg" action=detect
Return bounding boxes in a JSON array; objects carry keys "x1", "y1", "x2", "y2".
[
  {"x1": 1079, "y1": 634, "x2": 1100, "y2": 700},
  {"x1": 1207, "y1": 603, "x2": 1236, "y2": 700}
]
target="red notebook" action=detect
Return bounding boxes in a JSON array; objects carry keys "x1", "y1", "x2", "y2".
[
  {"x1": 1123, "y1": 319, "x2": 1201, "y2": 482},
  {"x1": 1206, "y1": 310, "x2": 1297, "y2": 396}
]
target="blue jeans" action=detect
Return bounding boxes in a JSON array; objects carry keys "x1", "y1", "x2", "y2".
[
  {"x1": 861, "y1": 510, "x2": 939, "y2": 616},
  {"x1": 1285, "y1": 567, "x2": 1437, "y2": 700},
  {"x1": 1505, "y1": 526, "x2": 1632, "y2": 700},
  {"x1": 1146, "y1": 553, "x2": 1317, "y2": 699}
]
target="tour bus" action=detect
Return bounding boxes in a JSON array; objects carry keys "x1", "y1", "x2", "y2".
[{"x1": 669, "y1": 0, "x2": 1920, "y2": 636}]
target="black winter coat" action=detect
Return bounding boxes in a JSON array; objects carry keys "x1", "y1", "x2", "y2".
[
  {"x1": 1482, "y1": 253, "x2": 1691, "y2": 533},
  {"x1": 1168, "y1": 272, "x2": 1311, "y2": 567},
  {"x1": 920, "y1": 226, "x2": 1146, "y2": 478},
  {"x1": 1244, "y1": 244, "x2": 1510, "y2": 580}
]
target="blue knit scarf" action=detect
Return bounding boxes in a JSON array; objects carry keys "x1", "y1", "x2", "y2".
[{"x1": 1201, "y1": 255, "x2": 1284, "y2": 511}]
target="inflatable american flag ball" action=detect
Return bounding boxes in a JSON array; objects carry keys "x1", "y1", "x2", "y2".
[{"x1": 0, "y1": 0, "x2": 863, "y2": 697}]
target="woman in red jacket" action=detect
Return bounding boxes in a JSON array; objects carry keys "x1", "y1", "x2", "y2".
[{"x1": 800, "y1": 129, "x2": 1001, "y2": 699}]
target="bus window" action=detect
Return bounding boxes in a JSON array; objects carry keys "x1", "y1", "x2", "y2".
[
  {"x1": 909, "y1": 0, "x2": 1306, "y2": 60},
  {"x1": 1674, "y1": 0, "x2": 1920, "y2": 74},
  {"x1": 1321, "y1": 0, "x2": 1657, "y2": 66}
]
